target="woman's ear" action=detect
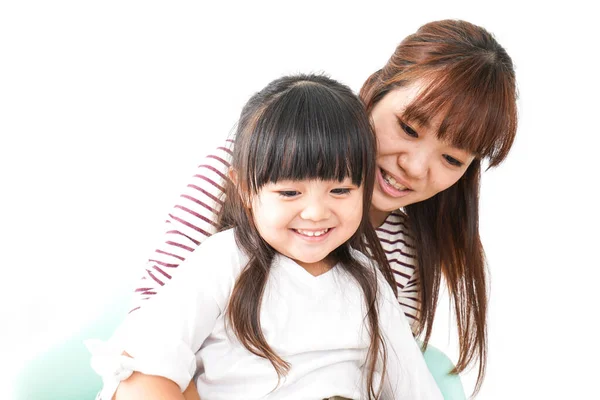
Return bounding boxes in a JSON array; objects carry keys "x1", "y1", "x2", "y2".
[{"x1": 227, "y1": 168, "x2": 238, "y2": 185}]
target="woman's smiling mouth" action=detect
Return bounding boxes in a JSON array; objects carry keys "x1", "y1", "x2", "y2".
[{"x1": 377, "y1": 168, "x2": 413, "y2": 197}]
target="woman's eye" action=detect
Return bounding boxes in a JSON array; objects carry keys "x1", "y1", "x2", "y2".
[
  {"x1": 443, "y1": 154, "x2": 463, "y2": 167},
  {"x1": 398, "y1": 118, "x2": 418, "y2": 138},
  {"x1": 331, "y1": 188, "x2": 351, "y2": 195},
  {"x1": 278, "y1": 190, "x2": 300, "y2": 198}
]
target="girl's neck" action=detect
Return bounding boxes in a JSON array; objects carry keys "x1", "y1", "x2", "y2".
[
  {"x1": 369, "y1": 206, "x2": 392, "y2": 228},
  {"x1": 296, "y1": 255, "x2": 336, "y2": 277}
]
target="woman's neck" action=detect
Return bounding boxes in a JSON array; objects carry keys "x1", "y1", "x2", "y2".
[{"x1": 369, "y1": 206, "x2": 392, "y2": 228}]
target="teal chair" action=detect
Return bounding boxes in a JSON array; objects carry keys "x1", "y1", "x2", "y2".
[
  {"x1": 422, "y1": 344, "x2": 467, "y2": 399},
  {"x1": 14, "y1": 291, "x2": 466, "y2": 400}
]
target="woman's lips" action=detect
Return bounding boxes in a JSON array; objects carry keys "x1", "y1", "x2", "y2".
[{"x1": 376, "y1": 167, "x2": 413, "y2": 198}]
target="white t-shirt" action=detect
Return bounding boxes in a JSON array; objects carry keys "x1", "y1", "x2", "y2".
[{"x1": 89, "y1": 229, "x2": 441, "y2": 400}]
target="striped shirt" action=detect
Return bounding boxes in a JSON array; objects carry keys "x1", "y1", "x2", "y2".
[{"x1": 130, "y1": 140, "x2": 420, "y2": 330}]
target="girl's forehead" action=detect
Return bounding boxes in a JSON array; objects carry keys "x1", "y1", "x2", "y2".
[{"x1": 266, "y1": 177, "x2": 356, "y2": 185}]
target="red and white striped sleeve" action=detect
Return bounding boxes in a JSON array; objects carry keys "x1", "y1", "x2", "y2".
[
  {"x1": 128, "y1": 139, "x2": 234, "y2": 313},
  {"x1": 375, "y1": 211, "x2": 421, "y2": 333}
]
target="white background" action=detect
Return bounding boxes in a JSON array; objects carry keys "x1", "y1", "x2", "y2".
[{"x1": 1, "y1": 1, "x2": 599, "y2": 398}]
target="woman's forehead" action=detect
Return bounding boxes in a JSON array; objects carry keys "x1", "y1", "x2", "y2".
[
  {"x1": 378, "y1": 82, "x2": 480, "y2": 155},
  {"x1": 384, "y1": 82, "x2": 426, "y2": 113}
]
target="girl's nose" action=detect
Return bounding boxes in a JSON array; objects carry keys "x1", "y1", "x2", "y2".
[{"x1": 300, "y1": 200, "x2": 331, "y2": 221}]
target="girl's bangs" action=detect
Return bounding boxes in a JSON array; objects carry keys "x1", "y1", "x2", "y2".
[
  {"x1": 246, "y1": 84, "x2": 371, "y2": 192},
  {"x1": 402, "y1": 59, "x2": 517, "y2": 167}
]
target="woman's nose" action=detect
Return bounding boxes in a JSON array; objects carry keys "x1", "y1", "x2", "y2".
[{"x1": 398, "y1": 150, "x2": 429, "y2": 180}]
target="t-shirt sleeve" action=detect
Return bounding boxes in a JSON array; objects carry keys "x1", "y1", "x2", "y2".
[
  {"x1": 128, "y1": 139, "x2": 234, "y2": 313},
  {"x1": 88, "y1": 230, "x2": 241, "y2": 399}
]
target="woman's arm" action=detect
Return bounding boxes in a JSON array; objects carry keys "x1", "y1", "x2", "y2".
[{"x1": 129, "y1": 140, "x2": 233, "y2": 313}]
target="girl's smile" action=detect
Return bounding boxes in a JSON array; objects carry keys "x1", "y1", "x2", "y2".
[
  {"x1": 251, "y1": 179, "x2": 363, "y2": 274},
  {"x1": 291, "y1": 227, "x2": 333, "y2": 240}
]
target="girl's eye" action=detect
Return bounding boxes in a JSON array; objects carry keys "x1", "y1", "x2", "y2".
[
  {"x1": 278, "y1": 190, "x2": 300, "y2": 198},
  {"x1": 443, "y1": 154, "x2": 463, "y2": 167},
  {"x1": 331, "y1": 188, "x2": 351, "y2": 195},
  {"x1": 398, "y1": 118, "x2": 418, "y2": 138}
]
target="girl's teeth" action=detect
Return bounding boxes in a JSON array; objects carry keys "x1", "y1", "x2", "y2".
[{"x1": 296, "y1": 229, "x2": 329, "y2": 237}]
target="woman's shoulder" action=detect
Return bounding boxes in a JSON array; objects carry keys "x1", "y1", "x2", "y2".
[
  {"x1": 375, "y1": 210, "x2": 417, "y2": 256},
  {"x1": 375, "y1": 210, "x2": 413, "y2": 237}
]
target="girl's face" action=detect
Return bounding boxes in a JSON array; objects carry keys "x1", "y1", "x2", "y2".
[
  {"x1": 251, "y1": 178, "x2": 363, "y2": 274},
  {"x1": 370, "y1": 82, "x2": 475, "y2": 221}
]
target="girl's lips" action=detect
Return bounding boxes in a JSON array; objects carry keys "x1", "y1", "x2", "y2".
[{"x1": 376, "y1": 167, "x2": 413, "y2": 198}]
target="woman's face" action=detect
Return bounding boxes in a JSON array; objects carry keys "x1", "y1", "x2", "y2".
[{"x1": 370, "y1": 82, "x2": 476, "y2": 217}]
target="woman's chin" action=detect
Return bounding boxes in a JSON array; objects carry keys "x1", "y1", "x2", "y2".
[{"x1": 371, "y1": 189, "x2": 411, "y2": 212}]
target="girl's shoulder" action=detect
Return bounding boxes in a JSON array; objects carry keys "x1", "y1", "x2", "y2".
[
  {"x1": 184, "y1": 228, "x2": 248, "y2": 278},
  {"x1": 347, "y1": 248, "x2": 399, "y2": 303},
  {"x1": 197, "y1": 227, "x2": 237, "y2": 253},
  {"x1": 347, "y1": 248, "x2": 384, "y2": 279}
]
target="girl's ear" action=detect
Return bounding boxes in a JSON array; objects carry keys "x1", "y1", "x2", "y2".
[{"x1": 228, "y1": 168, "x2": 251, "y2": 209}]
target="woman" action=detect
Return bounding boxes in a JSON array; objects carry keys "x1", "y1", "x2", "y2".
[{"x1": 130, "y1": 19, "x2": 517, "y2": 395}]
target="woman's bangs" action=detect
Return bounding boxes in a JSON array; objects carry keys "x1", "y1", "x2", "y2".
[
  {"x1": 403, "y1": 60, "x2": 517, "y2": 166},
  {"x1": 248, "y1": 85, "x2": 369, "y2": 191}
]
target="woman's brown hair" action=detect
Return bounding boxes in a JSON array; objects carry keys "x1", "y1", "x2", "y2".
[
  {"x1": 360, "y1": 19, "x2": 518, "y2": 396},
  {"x1": 218, "y1": 74, "x2": 397, "y2": 399}
]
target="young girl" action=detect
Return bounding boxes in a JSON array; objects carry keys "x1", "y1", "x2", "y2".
[{"x1": 90, "y1": 74, "x2": 443, "y2": 399}]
